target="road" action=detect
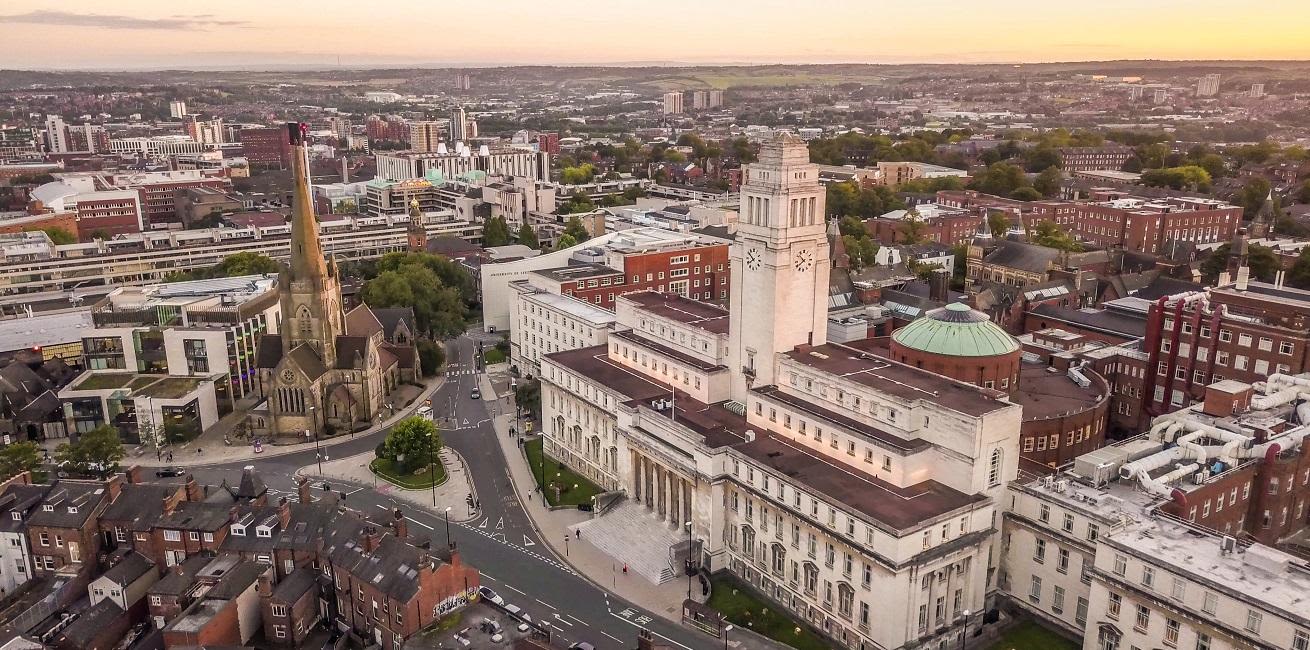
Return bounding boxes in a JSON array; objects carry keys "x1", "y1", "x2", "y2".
[{"x1": 170, "y1": 333, "x2": 708, "y2": 650}]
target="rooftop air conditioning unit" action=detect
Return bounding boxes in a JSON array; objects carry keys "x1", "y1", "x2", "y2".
[{"x1": 1220, "y1": 535, "x2": 1237, "y2": 554}]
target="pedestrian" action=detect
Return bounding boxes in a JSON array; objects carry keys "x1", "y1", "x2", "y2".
[
  {"x1": 156, "y1": 450, "x2": 161, "y2": 461},
  {"x1": 197, "y1": 447, "x2": 203, "y2": 456},
  {"x1": 622, "y1": 564, "x2": 628, "y2": 575},
  {"x1": 575, "y1": 529, "x2": 580, "y2": 539},
  {"x1": 167, "y1": 452, "x2": 173, "y2": 462}
]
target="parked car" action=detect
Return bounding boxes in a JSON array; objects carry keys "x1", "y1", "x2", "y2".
[
  {"x1": 478, "y1": 586, "x2": 503, "y2": 605},
  {"x1": 471, "y1": 387, "x2": 481, "y2": 400},
  {"x1": 155, "y1": 466, "x2": 187, "y2": 478},
  {"x1": 570, "y1": 643, "x2": 596, "y2": 650}
]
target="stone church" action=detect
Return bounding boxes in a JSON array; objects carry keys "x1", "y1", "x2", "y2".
[{"x1": 251, "y1": 123, "x2": 419, "y2": 442}]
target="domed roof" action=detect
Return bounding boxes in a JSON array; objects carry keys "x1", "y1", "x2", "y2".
[{"x1": 891, "y1": 302, "x2": 1019, "y2": 358}]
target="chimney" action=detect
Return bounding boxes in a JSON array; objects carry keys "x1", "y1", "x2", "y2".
[
  {"x1": 105, "y1": 475, "x2": 123, "y2": 503},
  {"x1": 172, "y1": 562, "x2": 186, "y2": 576},
  {"x1": 257, "y1": 570, "x2": 273, "y2": 598},
  {"x1": 929, "y1": 268, "x2": 951, "y2": 304},
  {"x1": 229, "y1": 506, "x2": 239, "y2": 523},
  {"x1": 391, "y1": 508, "x2": 408, "y2": 539},
  {"x1": 638, "y1": 629, "x2": 655, "y2": 650},
  {"x1": 278, "y1": 497, "x2": 291, "y2": 529},
  {"x1": 125, "y1": 466, "x2": 143, "y2": 485},
  {"x1": 360, "y1": 526, "x2": 381, "y2": 553},
  {"x1": 162, "y1": 495, "x2": 177, "y2": 516},
  {"x1": 297, "y1": 477, "x2": 312, "y2": 505},
  {"x1": 184, "y1": 477, "x2": 202, "y2": 502}
]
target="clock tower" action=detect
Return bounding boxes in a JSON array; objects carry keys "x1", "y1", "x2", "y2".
[{"x1": 728, "y1": 133, "x2": 830, "y2": 400}]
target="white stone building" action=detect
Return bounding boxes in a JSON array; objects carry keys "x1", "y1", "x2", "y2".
[
  {"x1": 509, "y1": 284, "x2": 616, "y2": 377},
  {"x1": 536, "y1": 134, "x2": 1023, "y2": 650}
]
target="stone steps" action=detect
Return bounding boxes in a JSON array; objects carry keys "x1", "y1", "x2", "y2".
[{"x1": 569, "y1": 499, "x2": 681, "y2": 585}]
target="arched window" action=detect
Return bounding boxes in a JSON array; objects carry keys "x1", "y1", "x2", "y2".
[
  {"x1": 770, "y1": 543, "x2": 786, "y2": 575},
  {"x1": 802, "y1": 562, "x2": 819, "y2": 595},
  {"x1": 988, "y1": 448, "x2": 1003, "y2": 487},
  {"x1": 297, "y1": 306, "x2": 312, "y2": 336},
  {"x1": 741, "y1": 526, "x2": 756, "y2": 560},
  {"x1": 837, "y1": 582, "x2": 855, "y2": 619}
]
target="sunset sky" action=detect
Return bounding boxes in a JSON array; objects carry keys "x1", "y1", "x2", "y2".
[{"x1": 4, "y1": 0, "x2": 1310, "y2": 69}]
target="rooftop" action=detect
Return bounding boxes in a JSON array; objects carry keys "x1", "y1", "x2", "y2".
[
  {"x1": 890, "y1": 302, "x2": 1020, "y2": 358},
  {"x1": 1011, "y1": 364, "x2": 1107, "y2": 421},
  {"x1": 621, "y1": 292, "x2": 729, "y2": 335},
  {"x1": 0, "y1": 311, "x2": 95, "y2": 353}
]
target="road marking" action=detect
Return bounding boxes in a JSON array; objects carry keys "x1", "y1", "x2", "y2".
[
  {"x1": 551, "y1": 613, "x2": 573, "y2": 626},
  {"x1": 601, "y1": 631, "x2": 622, "y2": 643},
  {"x1": 410, "y1": 519, "x2": 434, "y2": 530},
  {"x1": 502, "y1": 583, "x2": 527, "y2": 596},
  {"x1": 495, "y1": 517, "x2": 504, "y2": 530},
  {"x1": 478, "y1": 518, "x2": 489, "y2": 529},
  {"x1": 535, "y1": 598, "x2": 556, "y2": 610},
  {"x1": 522, "y1": 535, "x2": 535, "y2": 547},
  {"x1": 566, "y1": 614, "x2": 587, "y2": 626},
  {"x1": 606, "y1": 615, "x2": 694, "y2": 650}
]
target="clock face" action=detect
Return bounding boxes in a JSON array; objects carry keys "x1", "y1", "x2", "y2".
[
  {"x1": 281, "y1": 368, "x2": 296, "y2": 384},
  {"x1": 745, "y1": 247, "x2": 761, "y2": 271},
  {"x1": 794, "y1": 248, "x2": 814, "y2": 273}
]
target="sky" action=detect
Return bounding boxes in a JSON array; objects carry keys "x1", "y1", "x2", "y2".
[{"x1": 3, "y1": 0, "x2": 1310, "y2": 70}]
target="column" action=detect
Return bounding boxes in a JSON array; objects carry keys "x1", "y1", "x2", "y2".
[
  {"x1": 631, "y1": 451, "x2": 642, "y2": 502},
  {"x1": 683, "y1": 478, "x2": 692, "y2": 530},
  {"x1": 668, "y1": 475, "x2": 680, "y2": 527}
]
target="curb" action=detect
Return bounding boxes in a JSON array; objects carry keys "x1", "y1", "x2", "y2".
[{"x1": 295, "y1": 446, "x2": 482, "y2": 525}]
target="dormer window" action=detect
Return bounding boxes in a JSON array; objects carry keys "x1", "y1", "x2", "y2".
[
  {"x1": 42, "y1": 505, "x2": 53, "y2": 512},
  {"x1": 10, "y1": 513, "x2": 19, "y2": 521},
  {"x1": 66, "y1": 507, "x2": 77, "y2": 514},
  {"x1": 256, "y1": 526, "x2": 272, "y2": 538},
  {"x1": 230, "y1": 524, "x2": 246, "y2": 537}
]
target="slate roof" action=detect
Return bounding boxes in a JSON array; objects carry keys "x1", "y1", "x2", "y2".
[
  {"x1": 982, "y1": 240, "x2": 1060, "y2": 274},
  {"x1": 255, "y1": 334, "x2": 284, "y2": 369},
  {"x1": 157, "y1": 501, "x2": 234, "y2": 531},
  {"x1": 288, "y1": 343, "x2": 329, "y2": 380},
  {"x1": 327, "y1": 532, "x2": 433, "y2": 603},
  {"x1": 233, "y1": 468, "x2": 267, "y2": 501},
  {"x1": 55, "y1": 599, "x2": 123, "y2": 648},
  {"x1": 272, "y1": 567, "x2": 318, "y2": 603},
  {"x1": 0, "y1": 484, "x2": 51, "y2": 534},
  {"x1": 149, "y1": 555, "x2": 212, "y2": 596},
  {"x1": 344, "y1": 305, "x2": 384, "y2": 338},
  {"x1": 27, "y1": 481, "x2": 107, "y2": 529},
  {"x1": 206, "y1": 560, "x2": 265, "y2": 600},
  {"x1": 100, "y1": 551, "x2": 155, "y2": 586},
  {"x1": 372, "y1": 307, "x2": 417, "y2": 341},
  {"x1": 100, "y1": 483, "x2": 182, "y2": 531},
  {"x1": 334, "y1": 336, "x2": 370, "y2": 370}
]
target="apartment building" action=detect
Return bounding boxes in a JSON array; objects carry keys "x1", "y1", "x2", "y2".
[
  {"x1": 376, "y1": 146, "x2": 549, "y2": 183},
  {"x1": 1055, "y1": 146, "x2": 1134, "y2": 173},
  {"x1": 509, "y1": 283, "x2": 615, "y2": 377}
]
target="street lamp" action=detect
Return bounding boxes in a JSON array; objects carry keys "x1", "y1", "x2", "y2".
[
  {"x1": 685, "y1": 520, "x2": 694, "y2": 601},
  {"x1": 308, "y1": 405, "x2": 322, "y2": 474},
  {"x1": 960, "y1": 609, "x2": 971, "y2": 650},
  {"x1": 564, "y1": 534, "x2": 569, "y2": 557},
  {"x1": 429, "y1": 429, "x2": 438, "y2": 507},
  {"x1": 722, "y1": 624, "x2": 733, "y2": 650},
  {"x1": 443, "y1": 506, "x2": 453, "y2": 550}
]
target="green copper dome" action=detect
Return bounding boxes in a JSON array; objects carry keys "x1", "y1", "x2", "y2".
[{"x1": 891, "y1": 302, "x2": 1019, "y2": 358}]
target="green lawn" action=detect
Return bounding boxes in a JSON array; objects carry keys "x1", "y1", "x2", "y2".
[
  {"x1": 371, "y1": 457, "x2": 447, "y2": 490},
  {"x1": 523, "y1": 436, "x2": 605, "y2": 507},
  {"x1": 984, "y1": 620, "x2": 1078, "y2": 650},
  {"x1": 706, "y1": 575, "x2": 829, "y2": 650},
  {"x1": 482, "y1": 348, "x2": 507, "y2": 364}
]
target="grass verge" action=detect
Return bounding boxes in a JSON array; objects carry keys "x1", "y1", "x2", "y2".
[
  {"x1": 984, "y1": 620, "x2": 1078, "y2": 650},
  {"x1": 523, "y1": 436, "x2": 604, "y2": 507},
  {"x1": 706, "y1": 575, "x2": 829, "y2": 650}
]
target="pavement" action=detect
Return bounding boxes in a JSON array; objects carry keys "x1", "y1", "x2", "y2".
[{"x1": 132, "y1": 331, "x2": 790, "y2": 650}]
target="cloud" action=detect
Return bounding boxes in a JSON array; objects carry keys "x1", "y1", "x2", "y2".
[{"x1": 2, "y1": 10, "x2": 249, "y2": 30}]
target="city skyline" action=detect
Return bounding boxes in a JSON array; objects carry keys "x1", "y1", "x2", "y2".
[{"x1": 3, "y1": 0, "x2": 1310, "y2": 69}]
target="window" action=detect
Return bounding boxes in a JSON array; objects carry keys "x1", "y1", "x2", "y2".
[
  {"x1": 1057, "y1": 548, "x2": 1070, "y2": 574},
  {"x1": 1075, "y1": 597, "x2": 1088, "y2": 626},
  {"x1": 1245, "y1": 609, "x2": 1262, "y2": 633},
  {"x1": 1039, "y1": 504, "x2": 1050, "y2": 523},
  {"x1": 272, "y1": 604, "x2": 287, "y2": 617},
  {"x1": 163, "y1": 530, "x2": 180, "y2": 542},
  {"x1": 1052, "y1": 585, "x2": 1065, "y2": 615},
  {"x1": 987, "y1": 448, "x2": 1002, "y2": 487},
  {"x1": 1028, "y1": 576, "x2": 1041, "y2": 603},
  {"x1": 1196, "y1": 632, "x2": 1212, "y2": 650},
  {"x1": 1107, "y1": 593, "x2": 1121, "y2": 619},
  {"x1": 1086, "y1": 523, "x2": 1099, "y2": 542},
  {"x1": 1134, "y1": 604, "x2": 1150, "y2": 632},
  {"x1": 1112, "y1": 554, "x2": 1126, "y2": 576},
  {"x1": 150, "y1": 595, "x2": 162, "y2": 606},
  {"x1": 1033, "y1": 539, "x2": 1046, "y2": 563},
  {"x1": 1170, "y1": 577, "x2": 1185, "y2": 600},
  {"x1": 1141, "y1": 566, "x2": 1155, "y2": 589},
  {"x1": 1164, "y1": 619, "x2": 1180, "y2": 647},
  {"x1": 1293, "y1": 630, "x2": 1310, "y2": 650},
  {"x1": 1061, "y1": 513, "x2": 1074, "y2": 532},
  {"x1": 189, "y1": 531, "x2": 199, "y2": 541}
]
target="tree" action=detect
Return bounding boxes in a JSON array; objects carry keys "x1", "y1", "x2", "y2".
[
  {"x1": 558, "y1": 191, "x2": 596, "y2": 215},
  {"x1": 1298, "y1": 179, "x2": 1310, "y2": 205},
  {"x1": 1030, "y1": 220, "x2": 1084, "y2": 252},
  {"x1": 560, "y1": 164, "x2": 597, "y2": 185},
  {"x1": 166, "y1": 252, "x2": 280, "y2": 282},
  {"x1": 515, "y1": 378, "x2": 542, "y2": 422},
  {"x1": 516, "y1": 223, "x2": 539, "y2": 249},
  {"x1": 554, "y1": 233, "x2": 578, "y2": 250},
  {"x1": 332, "y1": 199, "x2": 358, "y2": 214},
  {"x1": 482, "y1": 216, "x2": 511, "y2": 247},
  {"x1": 562, "y1": 216, "x2": 591, "y2": 242},
  {"x1": 1200, "y1": 243, "x2": 1280, "y2": 284},
  {"x1": 1238, "y1": 178, "x2": 1272, "y2": 218},
  {"x1": 969, "y1": 163, "x2": 1028, "y2": 197},
  {"x1": 54, "y1": 425, "x2": 125, "y2": 479},
  {"x1": 1191, "y1": 153, "x2": 1227, "y2": 180},
  {"x1": 33, "y1": 227, "x2": 76, "y2": 244},
  {"x1": 1023, "y1": 147, "x2": 1061, "y2": 173},
  {"x1": 360, "y1": 265, "x2": 467, "y2": 337},
  {"x1": 1033, "y1": 166, "x2": 1063, "y2": 198},
  {"x1": 1009, "y1": 187, "x2": 1044, "y2": 201},
  {"x1": 417, "y1": 339, "x2": 445, "y2": 377},
  {"x1": 380, "y1": 416, "x2": 440, "y2": 474},
  {"x1": 897, "y1": 217, "x2": 928, "y2": 245},
  {"x1": 374, "y1": 252, "x2": 476, "y2": 305},
  {"x1": 0, "y1": 441, "x2": 43, "y2": 480},
  {"x1": 987, "y1": 210, "x2": 1012, "y2": 238},
  {"x1": 1140, "y1": 166, "x2": 1211, "y2": 192}
]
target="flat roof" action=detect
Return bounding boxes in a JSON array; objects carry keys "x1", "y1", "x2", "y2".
[
  {"x1": 784, "y1": 344, "x2": 1011, "y2": 417},
  {"x1": 1011, "y1": 364, "x2": 1106, "y2": 421},
  {"x1": 0, "y1": 310, "x2": 94, "y2": 353},
  {"x1": 520, "y1": 289, "x2": 616, "y2": 325},
  {"x1": 622, "y1": 292, "x2": 729, "y2": 334},
  {"x1": 532, "y1": 264, "x2": 622, "y2": 283}
]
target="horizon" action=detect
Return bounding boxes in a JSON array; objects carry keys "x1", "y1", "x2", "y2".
[{"x1": 4, "y1": 0, "x2": 1310, "y2": 70}]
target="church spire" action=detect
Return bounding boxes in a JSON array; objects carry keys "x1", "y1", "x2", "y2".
[
  {"x1": 1251, "y1": 189, "x2": 1275, "y2": 239},
  {"x1": 287, "y1": 122, "x2": 331, "y2": 286}
]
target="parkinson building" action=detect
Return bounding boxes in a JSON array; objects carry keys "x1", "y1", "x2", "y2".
[{"x1": 539, "y1": 134, "x2": 1022, "y2": 650}]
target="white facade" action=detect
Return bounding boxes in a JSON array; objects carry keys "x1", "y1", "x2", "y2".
[
  {"x1": 169, "y1": 101, "x2": 188, "y2": 118},
  {"x1": 510, "y1": 285, "x2": 615, "y2": 377},
  {"x1": 662, "y1": 92, "x2": 684, "y2": 115},
  {"x1": 0, "y1": 528, "x2": 33, "y2": 595},
  {"x1": 44, "y1": 115, "x2": 67, "y2": 154}
]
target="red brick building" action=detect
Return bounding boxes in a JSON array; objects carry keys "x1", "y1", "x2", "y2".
[
  {"x1": 70, "y1": 189, "x2": 143, "y2": 240},
  {"x1": 239, "y1": 127, "x2": 292, "y2": 168},
  {"x1": 865, "y1": 205, "x2": 982, "y2": 246},
  {"x1": 27, "y1": 477, "x2": 116, "y2": 575},
  {"x1": 532, "y1": 238, "x2": 731, "y2": 311},
  {"x1": 1143, "y1": 281, "x2": 1310, "y2": 418},
  {"x1": 1039, "y1": 195, "x2": 1240, "y2": 255}
]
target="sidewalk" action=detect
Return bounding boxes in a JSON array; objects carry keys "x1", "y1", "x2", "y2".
[
  {"x1": 298, "y1": 446, "x2": 481, "y2": 524},
  {"x1": 93, "y1": 375, "x2": 446, "y2": 468}
]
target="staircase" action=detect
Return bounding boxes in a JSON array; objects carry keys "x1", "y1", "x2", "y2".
[{"x1": 569, "y1": 499, "x2": 682, "y2": 585}]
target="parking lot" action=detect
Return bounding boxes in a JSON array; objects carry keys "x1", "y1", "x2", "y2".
[{"x1": 410, "y1": 602, "x2": 546, "y2": 650}]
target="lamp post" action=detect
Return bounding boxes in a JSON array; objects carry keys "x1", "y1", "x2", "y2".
[
  {"x1": 443, "y1": 506, "x2": 453, "y2": 550},
  {"x1": 429, "y1": 429, "x2": 438, "y2": 507},
  {"x1": 308, "y1": 405, "x2": 322, "y2": 474},
  {"x1": 564, "y1": 535, "x2": 569, "y2": 557},
  {"x1": 722, "y1": 624, "x2": 733, "y2": 650},
  {"x1": 960, "y1": 609, "x2": 971, "y2": 650},
  {"x1": 685, "y1": 520, "x2": 694, "y2": 601}
]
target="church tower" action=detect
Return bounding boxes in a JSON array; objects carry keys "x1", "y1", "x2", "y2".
[
  {"x1": 406, "y1": 198, "x2": 428, "y2": 252},
  {"x1": 281, "y1": 122, "x2": 346, "y2": 367},
  {"x1": 728, "y1": 133, "x2": 830, "y2": 400}
]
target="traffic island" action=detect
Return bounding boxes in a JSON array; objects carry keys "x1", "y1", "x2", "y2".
[
  {"x1": 523, "y1": 436, "x2": 604, "y2": 507},
  {"x1": 706, "y1": 574, "x2": 829, "y2": 650},
  {"x1": 370, "y1": 457, "x2": 447, "y2": 489}
]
